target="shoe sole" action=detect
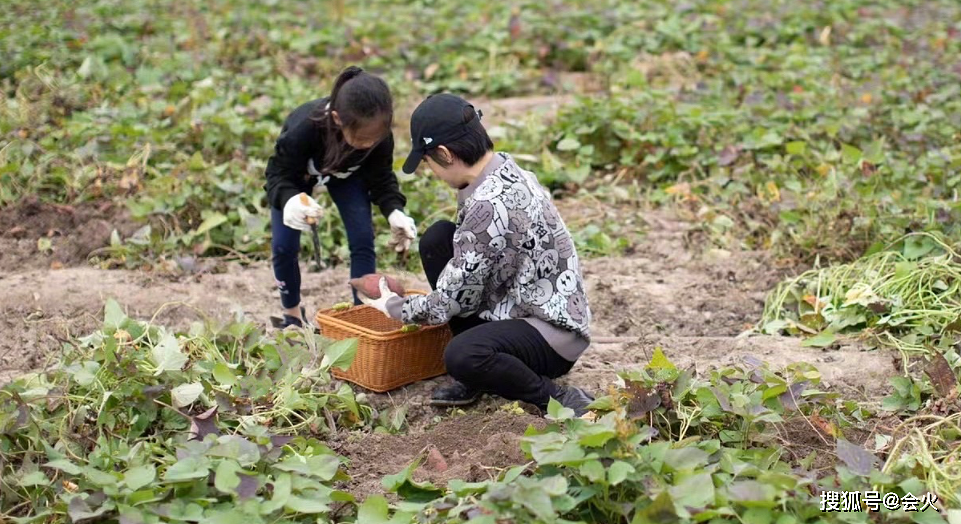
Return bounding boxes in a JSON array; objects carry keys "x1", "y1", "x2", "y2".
[{"x1": 428, "y1": 395, "x2": 481, "y2": 407}]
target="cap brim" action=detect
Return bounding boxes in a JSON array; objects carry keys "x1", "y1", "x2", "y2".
[{"x1": 402, "y1": 149, "x2": 425, "y2": 174}]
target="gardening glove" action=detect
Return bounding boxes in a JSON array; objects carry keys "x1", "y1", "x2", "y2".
[
  {"x1": 283, "y1": 193, "x2": 323, "y2": 232},
  {"x1": 358, "y1": 277, "x2": 404, "y2": 320},
  {"x1": 387, "y1": 209, "x2": 417, "y2": 253}
]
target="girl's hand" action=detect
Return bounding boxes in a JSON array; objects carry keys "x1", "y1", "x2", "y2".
[
  {"x1": 387, "y1": 210, "x2": 417, "y2": 253},
  {"x1": 283, "y1": 193, "x2": 324, "y2": 231}
]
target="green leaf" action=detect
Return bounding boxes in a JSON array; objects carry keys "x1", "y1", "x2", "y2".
[
  {"x1": 273, "y1": 454, "x2": 340, "y2": 481},
  {"x1": 841, "y1": 143, "x2": 863, "y2": 164},
  {"x1": 83, "y1": 467, "x2": 119, "y2": 487},
  {"x1": 214, "y1": 460, "x2": 241, "y2": 494},
  {"x1": 104, "y1": 299, "x2": 126, "y2": 328},
  {"x1": 171, "y1": 383, "x2": 204, "y2": 408},
  {"x1": 323, "y1": 338, "x2": 358, "y2": 371},
  {"x1": 195, "y1": 213, "x2": 228, "y2": 235},
  {"x1": 727, "y1": 480, "x2": 777, "y2": 506},
  {"x1": 260, "y1": 473, "x2": 291, "y2": 514},
  {"x1": 647, "y1": 347, "x2": 677, "y2": 373},
  {"x1": 579, "y1": 460, "x2": 606, "y2": 483},
  {"x1": 212, "y1": 363, "x2": 237, "y2": 387},
  {"x1": 123, "y1": 465, "x2": 156, "y2": 491},
  {"x1": 663, "y1": 447, "x2": 710, "y2": 472},
  {"x1": 608, "y1": 461, "x2": 635, "y2": 485},
  {"x1": 903, "y1": 236, "x2": 937, "y2": 260},
  {"x1": 801, "y1": 331, "x2": 836, "y2": 348},
  {"x1": 285, "y1": 495, "x2": 330, "y2": 514},
  {"x1": 785, "y1": 141, "x2": 807, "y2": 155},
  {"x1": 69, "y1": 361, "x2": 101, "y2": 387},
  {"x1": 18, "y1": 471, "x2": 50, "y2": 487},
  {"x1": 163, "y1": 456, "x2": 211, "y2": 482},
  {"x1": 547, "y1": 397, "x2": 574, "y2": 420},
  {"x1": 632, "y1": 490, "x2": 677, "y2": 524},
  {"x1": 669, "y1": 472, "x2": 715, "y2": 509},
  {"x1": 357, "y1": 495, "x2": 391, "y2": 524},
  {"x1": 207, "y1": 436, "x2": 262, "y2": 466},
  {"x1": 46, "y1": 459, "x2": 82, "y2": 476},
  {"x1": 577, "y1": 424, "x2": 617, "y2": 447},
  {"x1": 556, "y1": 137, "x2": 581, "y2": 151},
  {"x1": 151, "y1": 332, "x2": 188, "y2": 374}
]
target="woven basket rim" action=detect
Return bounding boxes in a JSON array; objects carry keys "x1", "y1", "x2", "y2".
[{"x1": 316, "y1": 289, "x2": 441, "y2": 341}]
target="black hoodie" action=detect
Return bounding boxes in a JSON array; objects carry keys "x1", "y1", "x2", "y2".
[{"x1": 263, "y1": 97, "x2": 406, "y2": 217}]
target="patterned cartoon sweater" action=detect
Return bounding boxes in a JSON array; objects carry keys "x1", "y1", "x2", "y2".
[{"x1": 386, "y1": 153, "x2": 592, "y2": 360}]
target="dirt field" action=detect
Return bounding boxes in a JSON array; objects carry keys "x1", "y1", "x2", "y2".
[{"x1": 0, "y1": 199, "x2": 898, "y2": 496}]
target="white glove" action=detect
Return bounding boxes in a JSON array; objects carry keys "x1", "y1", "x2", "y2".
[
  {"x1": 283, "y1": 193, "x2": 323, "y2": 231},
  {"x1": 387, "y1": 210, "x2": 417, "y2": 253},
  {"x1": 358, "y1": 277, "x2": 400, "y2": 316}
]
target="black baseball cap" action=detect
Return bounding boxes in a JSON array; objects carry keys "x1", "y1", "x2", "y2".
[{"x1": 402, "y1": 94, "x2": 482, "y2": 174}]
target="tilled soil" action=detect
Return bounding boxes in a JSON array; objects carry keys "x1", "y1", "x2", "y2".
[{"x1": 0, "y1": 207, "x2": 898, "y2": 499}]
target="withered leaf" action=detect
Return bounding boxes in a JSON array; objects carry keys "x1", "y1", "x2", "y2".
[
  {"x1": 779, "y1": 381, "x2": 808, "y2": 411},
  {"x1": 625, "y1": 380, "x2": 661, "y2": 418},
  {"x1": 711, "y1": 387, "x2": 733, "y2": 412},
  {"x1": 236, "y1": 474, "x2": 259, "y2": 499},
  {"x1": 718, "y1": 145, "x2": 741, "y2": 166},
  {"x1": 188, "y1": 406, "x2": 219, "y2": 441},
  {"x1": 836, "y1": 438, "x2": 877, "y2": 476},
  {"x1": 924, "y1": 353, "x2": 959, "y2": 397}
]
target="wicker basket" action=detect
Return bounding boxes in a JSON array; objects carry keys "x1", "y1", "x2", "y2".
[{"x1": 315, "y1": 292, "x2": 452, "y2": 392}]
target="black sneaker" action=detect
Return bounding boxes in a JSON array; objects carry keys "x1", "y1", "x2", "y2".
[
  {"x1": 271, "y1": 306, "x2": 311, "y2": 330},
  {"x1": 554, "y1": 385, "x2": 595, "y2": 417},
  {"x1": 429, "y1": 381, "x2": 481, "y2": 407}
]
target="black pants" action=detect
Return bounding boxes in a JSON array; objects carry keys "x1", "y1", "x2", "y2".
[{"x1": 419, "y1": 221, "x2": 574, "y2": 410}]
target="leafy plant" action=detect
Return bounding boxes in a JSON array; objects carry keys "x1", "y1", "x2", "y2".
[{"x1": 0, "y1": 300, "x2": 368, "y2": 523}]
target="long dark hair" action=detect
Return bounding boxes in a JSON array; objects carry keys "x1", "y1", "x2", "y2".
[{"x1": 312, "y1": 66, "x2": 393, "y2": 173}]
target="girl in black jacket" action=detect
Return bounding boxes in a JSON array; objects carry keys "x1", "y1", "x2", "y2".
[{"x1": 263, "y1": 66, "x2": 416, "y2": 328}]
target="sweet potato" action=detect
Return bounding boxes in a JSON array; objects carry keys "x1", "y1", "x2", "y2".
[{"x1": 348, "y1": 274, "x2": 405, "y2": 299}]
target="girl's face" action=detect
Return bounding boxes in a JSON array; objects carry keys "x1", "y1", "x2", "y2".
[{"x1": 333, "y1": 111, "x2": 388, "y2": 150}]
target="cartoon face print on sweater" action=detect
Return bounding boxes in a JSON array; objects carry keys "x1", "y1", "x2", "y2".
[
  {"x1": 524, "y1": 278, "x2": 555, "y2": 306},
  {"x1": 462, "y1": 251, "x2": 490, "y2": 275},
  {"x1": 556, "y1": 269, "x2": 578, "y2": 296},
  {"x1": 566, "y1": 294, "x2": 589, "y2": 324},
  {"x1": 453, "y1": 285, "x2": 484, "y2": 312},
  {"x1": 428, "y1": 297, "x2": 461, "y2": 320},
  {"x1": 461, "y1": 201, "x2": 494, "y2": 235},
  {"x1": 536, "y1": 249, "x2": 559, "y2": 280},
  {"x1": 502, "y1": 183, "x2": 533, "y2": 210},
  {"x1": 542, "y1": 294, "x2": 570, "y2": 322},
  {"x1": 517, "y1": 256, "x2": 537, "y2": 284},
  {"x1": 437, "y1": 267, "x2": 465, "y2": 291},
  {"x1": 554, "y1": 230, "x2": 575, "y2": 259},
  {"x1": 487, "y1": 200, "x2": 512, "y2": 238},
  {"x1": 473, "y1": 177, "x2": 505, "y2": 202}
]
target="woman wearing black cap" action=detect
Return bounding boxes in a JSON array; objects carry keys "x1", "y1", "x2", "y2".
[
  {"x1": 263, "y1": 66, "x2": 418, "y2": 329},
  {"x1": 358, "y1": 93, "x2": 595, "y2": 417}
]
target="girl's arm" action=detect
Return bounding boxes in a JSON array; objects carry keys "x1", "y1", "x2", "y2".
[
  {"x1": 362, "y1": 134, "x2": 407, "y2": 218},
  {"x1": 264, "y1": 103, "x2": 318, "y2": 210}
]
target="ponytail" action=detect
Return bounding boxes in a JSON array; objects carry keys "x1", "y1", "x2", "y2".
[
  {"x1": 312, "y1": 66, "x2": 393, "y2": 173},
  {"x1": 329, "y1": 66, "x2": 365, "y2": 108}
]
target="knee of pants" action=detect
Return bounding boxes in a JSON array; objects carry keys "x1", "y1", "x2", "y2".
[
  {"x1": 419, "y1": 220, "x2": 456, "y2": 259},
  {"x1": 272, "y1": 236, "x2": 299, "y2": 262},
  {"x1": 443, "y1": 335, "x2": 486, "y2": 382}
]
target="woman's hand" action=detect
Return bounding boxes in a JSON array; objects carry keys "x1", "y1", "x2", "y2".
[
  {"x1": 283, "y1": 193, "x2": 324, "y2": 231},
  {"x1": 387, "y1": 210, "x2": 417, "y2": 253},
  {"x1": 358, "y1": 277, "x2": 402, "y2": 317}
]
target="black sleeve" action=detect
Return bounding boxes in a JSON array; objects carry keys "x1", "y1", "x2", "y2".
[
  {"x1": 362, "y1": 133, "x2": 407, "y2": 219},
  {"x1": 264, "y1": 104, "x2": 317, "y2": 210}
]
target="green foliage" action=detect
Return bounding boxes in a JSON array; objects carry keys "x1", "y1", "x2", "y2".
[
  {"x1": 0, "y1": 299, "x2": 367, "y2": 522},
  {"x1": 371, "y1": 351, "x2": 949, "y2": 522}
]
